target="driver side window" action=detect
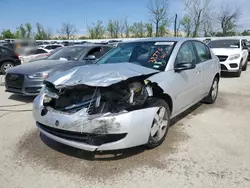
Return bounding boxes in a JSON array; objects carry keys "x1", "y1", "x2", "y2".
[
  {"x1": 175, "y1": 41, "x2": 196, "y2": 65},
  {"x1": 86, "y1": 47, "x2": 102, "y2": 59}
]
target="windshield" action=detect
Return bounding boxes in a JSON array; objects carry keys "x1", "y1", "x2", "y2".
[
  {"x1": 47, "y1": 46, "x2": 86, "y2": 60},
  {"x1": 97, "y1": 41, "x2": 176, "y2": 71},
  {"x1": 208, "y1": 40, "x2": 240, "y2": 48}
]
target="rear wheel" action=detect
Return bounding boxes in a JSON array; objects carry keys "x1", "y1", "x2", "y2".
[
  {"x1": 146, "y1": 98, "x2": 171, "y2": 149},
  {"x1": 1, "y1": 61, "x2": 14, "y2": 74},
  {"x1": 202, "y1": 77, "x2": 219, "y2": 104}
]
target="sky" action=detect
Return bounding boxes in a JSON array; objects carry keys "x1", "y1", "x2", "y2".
[{"x1": 0, "y1": 0, "x2": 249, "y2": 35}]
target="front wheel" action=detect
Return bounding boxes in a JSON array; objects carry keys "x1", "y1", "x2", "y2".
[
  {"x1": 242, "y1": 60, "x2": 248, "y2": 71},
  {"x1": 146, "y1": 98, "x2": 171, "y2": 149},
  {"x1": 202, "y1": 77, "x2": 219, "y2": 104},
  {"x1": 1, "y1": 61, "x2": 14, "y2": 74},
  {"x1": 235, "y1": 61, "x2": 242, "y2": 77}
]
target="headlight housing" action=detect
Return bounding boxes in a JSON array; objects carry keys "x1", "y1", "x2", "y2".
[
  {"x1": 27, "y1": 72, "x2": 49, "y2": 79},
  {"x1": 228, "y1": 54, "x2": 240, "y2": 60}
]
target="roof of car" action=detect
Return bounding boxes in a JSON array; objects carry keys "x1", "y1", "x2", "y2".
[
  {"x1": 122, "y1": 37, "x2": 189, "y2": 43},
  {"x1": 73, "y1": 43, "x2": 113, "y2": 47}
]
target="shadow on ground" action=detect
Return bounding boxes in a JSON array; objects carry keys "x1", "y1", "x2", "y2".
[
  {"x1": 8, "y1": 94, "x2": 35, "y2": 103},
  {"x1": 15, "y1": 101, "x2": 213, "y2": 179}
]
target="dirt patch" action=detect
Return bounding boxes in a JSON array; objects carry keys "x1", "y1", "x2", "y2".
[{"x1": 15, "y1": 123, "x2": 189, "y2": 181}]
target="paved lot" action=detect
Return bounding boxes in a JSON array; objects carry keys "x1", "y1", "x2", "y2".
[{"x1": 0, "y1": 69, "x2": 250, "y2": 188}]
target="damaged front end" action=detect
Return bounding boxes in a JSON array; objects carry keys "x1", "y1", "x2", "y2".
[{"x1": 33, "y1": 63, "x2": 161, "y2": 151}]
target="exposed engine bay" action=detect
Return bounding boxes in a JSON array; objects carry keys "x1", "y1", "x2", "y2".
[{"x1": 42, "y1": 79, "x2": 154, "y2": 115}]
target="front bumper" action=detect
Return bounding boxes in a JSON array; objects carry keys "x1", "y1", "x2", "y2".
[
  {"x1": 33, "y1": 94, "x2": 159, "y2": 151},
  {"x1": 5, "y1": 74, "x2": 44, "y2": 96},
  {"x1": 220, "y1": 60, "x2": 241, "y2": 72}
]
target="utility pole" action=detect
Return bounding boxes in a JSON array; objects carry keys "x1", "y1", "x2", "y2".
[{"x1": 174, "y1": 14, "x2": 177, "y2": 37}]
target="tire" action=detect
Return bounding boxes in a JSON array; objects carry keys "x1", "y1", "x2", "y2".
[
  {"x1": 0, "y1": 61, "x2": 14, "y2": 75},
  {"x1": 146, "y1": 98, "x2": 171, "y2": 149},
  {"x1": 202, "y1": 77, "x2": 219, "y2": 104},
  {"x1": 242, "y1": 60, "x2": 248, "y2": 71},
  {"x1": 235, "y1": 61, "x2": 242, "y2": 77}
]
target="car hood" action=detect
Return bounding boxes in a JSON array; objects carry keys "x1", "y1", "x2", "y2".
[
  {"x1": 210, "y1": 48, "x2": 242, "y2": 56},
  {"x1": 45, "y1": 62, "x2": 159, "y2": 88},
  {"x1": 7, "y1": 59, "x2": 71, "y2": 75}
]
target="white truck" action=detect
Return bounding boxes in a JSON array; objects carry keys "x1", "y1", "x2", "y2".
[{"x1": 208, "y1": 39, "x2": 249, "y2": 77}]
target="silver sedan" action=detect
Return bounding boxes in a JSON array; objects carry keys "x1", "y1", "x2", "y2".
[{"x1": 33, "y1": 37, "x2": 221, "y2": 151}]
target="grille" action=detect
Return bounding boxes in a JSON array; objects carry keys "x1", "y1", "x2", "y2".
[
  {"x1": 217, "y1": 55, "x2": 228, "y2": 62},
  {"x1": 220, "y1": 64, "x2": 227, "y2": 71},
  {"x1": 5, "y1": 74, "x2": 24, "y2": 89},
  {"x1": 37, "y1": 122, "x2": 127, "y2": 146}
]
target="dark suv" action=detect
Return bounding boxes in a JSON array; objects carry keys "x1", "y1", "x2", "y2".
[{"x1": 0, "y1": 46, "x2": 21, "y2": 74}]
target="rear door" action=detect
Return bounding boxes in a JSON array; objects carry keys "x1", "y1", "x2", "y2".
[
  {"x1": 173, "y1": 41, "x2": 204, "y2": 112},
  {"x1": 192, "y1": 40, "x2": 214, "y2": 95}
]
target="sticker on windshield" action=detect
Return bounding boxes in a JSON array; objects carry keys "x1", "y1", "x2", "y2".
[
  {"x1": 155, "y1": 42, "x2": 174, "y2": 45},
  {"x1": 153, "y1": 65, "x2": 160, "y2": 68}
]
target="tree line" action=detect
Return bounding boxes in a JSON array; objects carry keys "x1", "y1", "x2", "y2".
[{"x1": 1, "y1": 0, "x2": 250, "y2": 40}]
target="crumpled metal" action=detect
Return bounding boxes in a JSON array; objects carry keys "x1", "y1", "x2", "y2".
[{"x1": 45, "y1": 62, "x2": 159, "y2": 88}]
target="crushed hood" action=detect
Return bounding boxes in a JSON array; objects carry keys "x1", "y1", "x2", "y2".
[{"x1": 45, "y1": 62, "x2": 159, "y2": 88}]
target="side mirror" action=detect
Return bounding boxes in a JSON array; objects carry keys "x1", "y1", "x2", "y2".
[
  {"x1": 84, "y1": 55, "x2": 96, "y2": 60},
  {"x1": 175, "y1": 62, "x2": 196, "y2": 72}
]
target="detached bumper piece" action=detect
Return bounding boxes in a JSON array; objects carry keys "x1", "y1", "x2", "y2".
[{"x1": 37, "y1": 122, "x2": 127, "y2": 146}]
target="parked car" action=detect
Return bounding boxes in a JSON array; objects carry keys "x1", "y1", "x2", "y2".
[
  {"x1": 246, "y1": 41, "x2": 250, "y2": 61},
  {"x1": 32, "y1": 37, "x2": 220, "y2": 152},
  {"x1": 29, "y1": 47, "x2": 64, "y2": 63},
  {"x1": 208, "y1": 39, "x2": 248, "y2": 77},
  {"x1": 19, "y1": 48, "x2": 50, "y2": 63},
  {"x1": 5, "y1": 44, "x2": 113, "y2": 95},
  {"x1": 0, "y1": 46, "x2": 21, "y2": 74},
  {"x1": 39, "y1": 44, "x2": 64, "y2": 52}
]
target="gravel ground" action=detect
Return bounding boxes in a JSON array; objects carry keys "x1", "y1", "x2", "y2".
[{"x1": 0, "y1": 69, "x2": 250, "y2": 188}]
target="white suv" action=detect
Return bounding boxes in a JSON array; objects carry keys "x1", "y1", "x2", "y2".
[{"x1": 208, "y1": 39, "x2": 248, "y2": 77}]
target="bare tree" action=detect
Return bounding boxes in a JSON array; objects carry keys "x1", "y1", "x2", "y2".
[
  {"x1": 123, "y1": 16, "x2": 130, "y2": 38},
  {"x1": 113, "y1": 20, "x2": 120, "y2": 38},
  {"x1": 107, "y1": 20, "x2": 115, "y2": 38},
  {"x1": 35, "y1": 23, "x2": 52, "y2": 40},
  {"x1": 148, "y1": 0, "x2": 168, "y2": 37},
  {"x1": 58, "y1": 22, "x2": 77, "y2": 39},
  {"x1": 88, "y1": 20, "x2": 105, "y2": 39},
  {"x1": 203, "y1": 19, "x2": 213, "y2": 37},
  {"x1": 145, "y1": 23, "x2": 153, "y2": 37},
  {"x1": 180, "y1": 15, "x2": 192, "y2": 37},
  {"x1": 130, "y1": 22, "x2": 145, "y2": 38},
  {"x1": 25, "y1": 23, "x2": 32, "y2": 38},
  {"x1": 218, "y1": 5, "x2": 240, "y2": 36},
  {"x1": 184, "y1": 0, "x2": 212, "y2": 37}
]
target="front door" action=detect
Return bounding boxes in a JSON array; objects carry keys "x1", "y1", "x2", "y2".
[{"x1": 172, "y1": 41, "x2": 203, "y2": 114}]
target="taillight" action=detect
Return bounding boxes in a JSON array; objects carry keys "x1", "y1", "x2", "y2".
[{"x1": 15, "y1": 53, "x2": 20, "y2": 59}]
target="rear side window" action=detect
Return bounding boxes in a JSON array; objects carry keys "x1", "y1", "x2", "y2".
[
  {"x1": 0, "y1": 47, "x2": 12, "y2": 55},
  {"x1": 36, "y1": 49, "x2": 47, "y2": 54},
  {"x1": 102, "y1": 46, "x2": 112, "y2": 54},
  {"x1": 45, "y1": 46, "x2": 52, "y2": 50},
  {"x1": 50, "y1": 45, "x2": 61, "y2": 49},
  {"x1": 193, "y1": 41, "x2": 211, "y2": 63}
]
